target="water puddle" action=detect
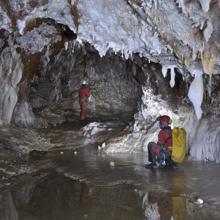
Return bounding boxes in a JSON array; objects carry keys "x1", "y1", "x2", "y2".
[
  {"x1": 1, "y1": 149, "x2": 220, "y2": 220},
  {"x1": 1, "y1": 171, "x2": 220, "y2": 220},
  {"x1": 0, "y1": 173, "x2": 144, "y2": 220},
  {"x1": 1, "y1": 124, "x2": 220, "y2": 220}
]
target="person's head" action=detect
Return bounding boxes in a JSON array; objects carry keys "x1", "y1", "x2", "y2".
[
  {"x1": 81, "y1": 79, "x2": 87, "y2": 86},
  {"x1": 158, "y1": 115, "x2": 172, "y2": 129}
]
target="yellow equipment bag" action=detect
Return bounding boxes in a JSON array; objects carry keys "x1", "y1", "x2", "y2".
[{"x1": 171, "y1": 127, "x2": 186, "y2": 163}]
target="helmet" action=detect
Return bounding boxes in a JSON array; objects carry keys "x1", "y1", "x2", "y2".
[
  {"x1": 81, "y1": 79, "x2": 87, "y2": 85},
  {"x1": 159, "y1": 115, "x2": 172, "y2": 126}
]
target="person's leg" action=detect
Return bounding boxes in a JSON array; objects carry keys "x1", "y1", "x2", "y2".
[
  {"x1": 80, "y1": 105, "x2": 84, "y2": 120},
  {"x1": 159, "y1": 149, "x2": 166, "y2": 167},
  {"x1": 167, "y1": 157, "x2": 178, "y2": 168},
  {"x1": 148, "y1": 142, "x2": 153, "y2": 163},
  {"x1": 165, "y1": 150, "x2": 177, "y2": 168},
  {"x1": 80, "y1": 104, "x2": 87, "y2": 120},
  {"x1": 146, "y1": 142, "x2": 159, "y2": 168}
]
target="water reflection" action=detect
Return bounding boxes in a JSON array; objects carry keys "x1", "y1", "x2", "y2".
[
  {"x1": 1, "y1": 172, "x2": 217, "y2": 220},
  {"x1": 143, "y1": 166, "x2": 188, "y2": 218},
  {"x1": 0, "y1": 174, "x2": 144, "y2": 220},
  {"x1": 142, "y1": 191, "x2": 187, "y2": 220},
  {"x1": 1, "y1": 147, "x2": 220, "y2": 220},
  {"x1": 141, "y1": 168, "x2": 220, "y2": 220},
  {"x1": 79, "y1": 181, "x2": 92, "y2": 217},
  {"x1": 21, "y1": 175, "x2": 81, "y2": 220},
  {"x1": 0, "y1": 191, "x2": 18, "y2": 220}
]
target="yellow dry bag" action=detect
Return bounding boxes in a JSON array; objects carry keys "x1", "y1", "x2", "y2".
[{"x1": 171, "y1": 127, "x2": 186, "y2": 163}]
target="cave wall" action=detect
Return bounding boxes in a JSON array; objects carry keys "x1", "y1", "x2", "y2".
[
  {"x1": 1, "y1": 0, "x2": 220, "y2": 161},
  {"x1": 1, "y1": 0, "x2": 220, "y2": 126},
  {"x1": 28, "y1": 43, "x2": 143, "y2": 126},
  {"x1": 1, "y1": 24, "x2": 219, "y2": 127}
]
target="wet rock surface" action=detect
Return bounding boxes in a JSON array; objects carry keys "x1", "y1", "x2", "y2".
[{"x1": 1, "y1": 123, "x2": 220, "y2": 220}]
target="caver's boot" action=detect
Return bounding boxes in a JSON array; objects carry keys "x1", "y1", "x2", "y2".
[
  {"x1": 145, "y1": 162, "x2": 157, "y2": 169},
  {"x1": 145, "y1": 157, "x2": 157, "y2": 169},
  {"x1": 166, "y1": 156, "x2": 178, "y2": 169},
  {"x1": 159, "y1": 160, "x2": 166, "y2": 168}
]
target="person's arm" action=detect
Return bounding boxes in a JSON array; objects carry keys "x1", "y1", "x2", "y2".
[
  {"x1": 158, "y1": 130, "x2": 166, "y2": 145},
  {"x1": 158, "y1": 130, "x2": 172, "y2": 150}
]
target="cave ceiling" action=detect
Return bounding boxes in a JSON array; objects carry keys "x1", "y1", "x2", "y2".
[{"x1": 0, "y1": 0, "x2": 219, "y2": 75}]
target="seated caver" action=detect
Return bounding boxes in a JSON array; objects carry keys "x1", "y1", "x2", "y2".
[{"x1": 146, "y1": 115, "x2": 177, "y2": 169}]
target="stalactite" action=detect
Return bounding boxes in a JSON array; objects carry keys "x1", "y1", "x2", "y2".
[
  {"x1": 188, "y1": 69, "x2": 204, "y2": 120},
  {"x1": 170, "y1": 66, "x2": 176, "y2": 88},
  {"x1": 161, "y1": 65, "x2": 177, "y2": 88},
  {"x1": 203, "y1": 20, "x2": 213, "y2": 42},
  {"x1": 198, "y1": 0, "x2": 212, "y2": 13},
  {"x1": 201, "y1": 52, "x2": 216, "y2": 75}
]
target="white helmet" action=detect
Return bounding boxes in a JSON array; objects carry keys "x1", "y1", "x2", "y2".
[{"x1": 81, "y1": 79, "x2": 87, "y2": 85}]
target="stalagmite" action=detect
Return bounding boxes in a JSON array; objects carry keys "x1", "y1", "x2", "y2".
[{"x1": 13, "y1": 101, "x2": 35, "y2": 126}]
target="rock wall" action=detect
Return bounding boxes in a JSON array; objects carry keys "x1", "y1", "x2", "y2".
[{"x1": 29, "y1": 43, "x2": 143, "y2": 126}]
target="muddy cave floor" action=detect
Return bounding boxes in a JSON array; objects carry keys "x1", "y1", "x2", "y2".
[{"x1": 1, "y1": 118, "x2": 220, "y2": 220}]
